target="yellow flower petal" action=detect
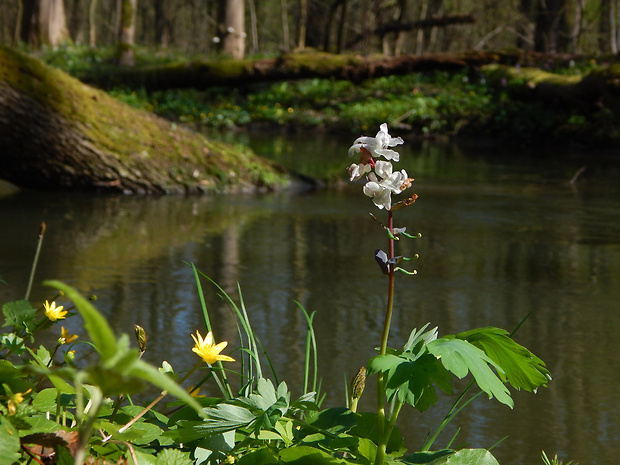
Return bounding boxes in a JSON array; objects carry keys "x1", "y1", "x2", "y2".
[
  {"x1": 44, "y1": 300, "x2": 67, "y2": 322},
  {"x1": 191, "y1": 330, "x2": 235, "y2": 365}
]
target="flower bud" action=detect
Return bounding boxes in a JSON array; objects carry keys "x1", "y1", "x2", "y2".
[{"x1": 134, "y1": 324, "x2": 148, "y2": 353}]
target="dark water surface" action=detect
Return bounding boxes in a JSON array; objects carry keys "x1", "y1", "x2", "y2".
[{"x1": 1, "y1": 135, "x2": 619, "y2": 465}]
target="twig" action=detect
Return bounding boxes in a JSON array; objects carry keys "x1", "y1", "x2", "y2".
[
  {"x1": 25, "y1": 221, "x2": 46, "y2": 300},
  {"x1": 568, "y1": 165, "x2": 587, "y2": 186}
]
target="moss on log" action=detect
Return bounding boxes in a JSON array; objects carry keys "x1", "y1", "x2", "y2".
[
  {"x1": 79, "y1": 50, "x2": 589, "y2": 92},
  {"x1": 0, "y1": 45, "x2": 292, "y2": 194},
  {"x1": 482, "y1": 63, "x2": 620, "y2": 113}
]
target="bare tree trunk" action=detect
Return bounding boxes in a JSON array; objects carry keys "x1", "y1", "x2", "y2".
[
  {"x1": 88, "y1": 0, "x2": 97, "y2": 47},
  {"x1": 221, "y1": 0, "x2": 245, "y2": 58},
  {"x1": 69, "y1": 0, "x2": 83, "y2": 42},
  {"x1": 569, "y1": 0, "x2": 585, "y2": 53},
  {"x1": 20, "y1": 0, "x2": 69, "y2": 47},
  {"x1": 248, "y1": 0, "x2": 258, "y2": 54},
  {"x1": 38, "y1": 0, "x2": 70, "y2": 46},
  {"x1": 416, "y1": 0, "x2": 428, "y2": 55},
  {"x1": 281, "y1": 0, "x2": 290, "y2": 50},
  {"x1": 337, "y1": 0, "x2": 348, "y2": 53},
  {"x1": 13, "y1": 0, "x2": 24, "y2": 45},
  {"x1": 534, "y1": 0, "x2": 567, "y2": 52},
  {"x1": 154, "y1": 0, "x2": 171, "y2": 48},
  {"x1": 116, "y1": 0, "x2": 137, "y2": 65},
  {"x1": 394, "y1": 0, "x2": 408, "y2": 56},
  {"x1": 297, "y1": 0, "x2": 307, "y2": 49}
]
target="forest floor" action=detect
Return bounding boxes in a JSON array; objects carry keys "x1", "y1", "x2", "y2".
[{"x1": 39, "y1": 45, "x2": 619, "y2": 147}]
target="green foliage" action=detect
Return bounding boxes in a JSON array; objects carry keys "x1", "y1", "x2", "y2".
[
  {"x1": 367, "y1": 324, "x2": 549, "y2": 415},
  {"x1": 0, "y1": 166, "x2": 554, "y2": 465}
]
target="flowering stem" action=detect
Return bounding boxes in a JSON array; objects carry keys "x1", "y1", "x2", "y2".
[{"x1": 375, "y1": 210, "x2": 396, "y2": 465}]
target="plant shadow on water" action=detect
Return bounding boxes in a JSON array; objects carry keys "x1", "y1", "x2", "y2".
[{"x1": 1, "y1": 134, "x2": 620, "y2": 464}]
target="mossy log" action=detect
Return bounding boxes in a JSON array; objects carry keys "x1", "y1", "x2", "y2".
[
  {"x1": 0, "y1": 45, "x2": 292, "y2": 194},
  {"x1": 79, "y1": 50, "x2": 587, "y2": 92},
  {"x1": 482, "y1": 63, "x2": 620, "y2": 113}
]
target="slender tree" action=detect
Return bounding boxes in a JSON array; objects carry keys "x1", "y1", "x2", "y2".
[
  {"x1": 116, "y1": 0, "x2": 137, "y2": 65},
  {"x1": 154, "y1": 0, "x2": 171, "y2": 48},
  {"x1": 219, "y1": 0, "x2": 245, "y2": 58}
]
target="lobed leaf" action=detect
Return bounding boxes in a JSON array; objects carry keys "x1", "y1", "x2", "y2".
[
  {"x1": 457, "y1": 327, "x2": 551, "y2": 392},
  {"x1": 427, "y1": 337, "x2": 513, "y2": 408}
]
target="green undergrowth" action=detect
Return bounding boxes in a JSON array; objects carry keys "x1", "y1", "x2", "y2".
[
  {"x1": 36, "y1": 45, "x2": 620, "y2": 143},
  {"x1": 105, "y1": 73, "x2": 494, "y2": 136}
]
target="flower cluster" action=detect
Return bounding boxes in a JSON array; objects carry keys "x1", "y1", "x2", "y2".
[{"x1": 347, "y1": 124, "x2": 413, "y2": 210}]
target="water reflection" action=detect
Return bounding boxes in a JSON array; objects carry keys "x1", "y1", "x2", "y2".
[{"x1": 1, "y1": 138, "x2": 619, "y2": 465}]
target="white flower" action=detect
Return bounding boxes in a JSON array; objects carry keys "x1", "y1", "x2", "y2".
[
  {"x1": 362, "y1": 162, "x2": 411, "y2": 210},
  {"x1": 347, "y1": 162, "x2": 372, "y2": 181},
  {"x1": 363, "y1": 176, "x2": 392, "y2": 210},
  {"x1": 375, "y1": 161, "x2": 409, "y2": 193},
  {"x1": 348, "y1": 123, "x2": 404, "y2": 162}
]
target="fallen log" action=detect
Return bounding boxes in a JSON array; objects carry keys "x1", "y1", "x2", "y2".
[
  {"x1": 0, "y1": 45, "x2": 292, "y2": 194},
  {"x1": 77, "y1": 50, "x2": 588, "y2": 92}
]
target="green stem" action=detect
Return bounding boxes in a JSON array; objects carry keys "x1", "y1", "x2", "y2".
[
  {"x1": 25, "y1": 222, "x2": 46, "y2": 301},
  {"x1": 375, "y1": 210, "x2": 396, "y2": 465},
  {"x1": 109, "y1": 361, "x2": 202, "y2": 438}
]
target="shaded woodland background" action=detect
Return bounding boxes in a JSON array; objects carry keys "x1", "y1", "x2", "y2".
[{"x1": 2, "y1": 0, "x2": 620, "y2": 63}]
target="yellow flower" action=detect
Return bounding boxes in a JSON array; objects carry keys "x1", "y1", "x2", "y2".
[
  {"x1": 191, "y1": 330, "x2": 235, "y2": 365},
  {"x1": 187, "y1": 385, "x2": 205, "y2": 398},
  {"x1": 44, "y1": 300, "x2": 67, "y2": 321},
  {"x1": 8, "y1": 388, "x2": 32, "y2": 415},
  {"x1": 59, "y1": 326, "x2": 78, "y2": 344}
]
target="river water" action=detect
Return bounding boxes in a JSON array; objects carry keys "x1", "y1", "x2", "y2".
[{"x1": 1, "y1": 133, "x2": 619, "y2": 465}]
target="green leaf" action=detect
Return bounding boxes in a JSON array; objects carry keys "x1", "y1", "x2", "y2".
[
  {"x1": 367, "y1": 353, "x2": 452, "y2": 412},
  {"x1": 44, "y1": 281, "x2": 117, "y2": 361},
  {"x1": 33, "y1": 388, "x2": 75, "y2": 413},
  {"x1": 305, "y1": 407, "x2": 357, "y2": 435},
  {"x1": 126, "y1": 359, "x2": 204, "y2": 415},
  {"x1": 349, "y1": 412, "x2": 405, "y2": 456},
  {"x1": 0, "y1": 360, "x2": 30, "y2": 394},
  {"x1": 457, "y1": 327, "x2": 551, "y2": 392},
  {"x1": 403, "y1": 324, "x2": 438, "y2": 352},
  {"x1": 236, "y1": 446, "x2": 279, "y2": 465},
  {"x1": 278, "y1": 445, "x2": 346, "y2": 464},
  {"x1": 401, "y1": 449, "x2": 454, "y2": 464},
  {"x1": 99, "y1": 419, "x2": 163, "y2": 445},
  {"x1": 2, "y1": 300, "x2": 37, "y2": 332},
  {"x1": 0, "y1": 333, "x2": 25, "y2": 356},
  {"x1": 131, "y1": 450, "x2": 159, "y2": 465},
  {"x1": 0, "y1": 415, "x2": 21, "y2": 465},
  {"x1": 446, "y1": 449, "x2": 500, "y2": 464},
  {"x1": 155, "y1": 449, "x2": 194, "y2": 465},
  {"x1": 427, "y1": 337, "x2": 513, "y2": 408},
  {"x1": 167, "y1": 403, "x2": 255, "y2": 441}
]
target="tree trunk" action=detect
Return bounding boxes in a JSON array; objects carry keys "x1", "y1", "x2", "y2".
[
  {"x1": 281, "y1": 0, "x2": 290, "y2": 50},
  {"x1": 20, "y1": 0, "x2": 70, "y2": 47},
  {"x1": 154, "y1": 0, "x2": 171, "y2": 48},
  {"x1": 69, "y1": 0, "x2": 84, "y2": 43},
  {"x1": 89, "y1": 0, "x2": 97, "y2": 47},
  {"x1": 297, "y1": 0, "x2": 307, "y2": 49},
  {"x1": 117, "y1": 0, "x2": 137, "y2": 66},
  {"x1": 38, "y1": 0, "x2": 70, "y2": 46},
  {"x1": 0, "y1": 45, "x2": 292, "y2": 194},
  {"x1": 534, "y1": 0, "x2": 567, "y2": 52},
  {"x1": 221, "y1": 0, "x2": 245, "y2": 59}
]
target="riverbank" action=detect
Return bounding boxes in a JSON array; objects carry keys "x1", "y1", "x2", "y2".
[{"x1": 39, "y1": 46, "x2": 620, "y2": 147}]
